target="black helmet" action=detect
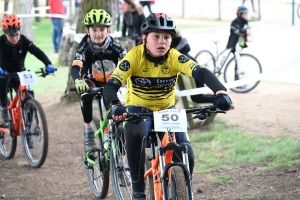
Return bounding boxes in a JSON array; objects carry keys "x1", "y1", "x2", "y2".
[
  {"x1": 237, "y1": 5, "x2": 249, "y2": 14},
  {"x1": 140, "y1": 13, "x2": 176, "y2": 35}
]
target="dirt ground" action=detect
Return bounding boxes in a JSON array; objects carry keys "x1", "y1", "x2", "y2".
[{"x1": 0, "y1": 81, "x2": 300, "y2": 200}]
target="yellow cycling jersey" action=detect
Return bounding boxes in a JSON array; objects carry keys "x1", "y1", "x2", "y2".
[{"x1": 108, "y1": 45, "x2": 202, "y2": 111}]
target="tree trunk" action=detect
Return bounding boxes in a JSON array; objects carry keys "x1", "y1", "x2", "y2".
[
  {"x1": 13, "y1": 0, "x2": 34, "y2": 41},
  {"x1": 61, "y1": 0, "x2": 118, "y2": 103},
  {"x1": 33, "y1": 0, "x2": 41, "y2": 22},
  {"x1": 4, "y1": 0, "x2": 9, "y2": 17}
]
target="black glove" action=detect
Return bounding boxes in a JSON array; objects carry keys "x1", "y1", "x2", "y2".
[
  {"x1": 213, "y1": 94, "x2": 232, "y2": 110},
  {"x1": 111, "y1": 104, "x2": 127, "y2": 116}
]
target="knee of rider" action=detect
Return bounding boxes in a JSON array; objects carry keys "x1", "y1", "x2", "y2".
[{"x1": 80, "y1": 93, "x2": 93, "y2": 103}]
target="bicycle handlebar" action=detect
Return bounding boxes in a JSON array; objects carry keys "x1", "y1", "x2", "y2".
[
  {"x1": 108, "y1": 105, "x2": 226, "y2": 121},
  {"x1": 0, "y1": 68, "x2": 57, "y2": 78},
  {"x1": 69, "y1": 86, "x2": 104, "y2": 94}
]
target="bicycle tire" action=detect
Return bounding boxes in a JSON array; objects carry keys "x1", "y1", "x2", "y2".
[
  {"x1": 21, "y1": 98, "x2": 48, "y2": 168},
  {"x1": 85, "y1": 117, "x2": 110, "y2": 199},
  {"x1": 145, "y1": 154, "x2": 155, "y2": 200},
  {"x1": 110, "y1": 123, "x2": 132, "y2": 200},
  {"x1": 224, "y1": 53, "x2": 262, "y2": 93},
  {"x1": 170, "y1": 166, "x2": 189, "y2": 200},
  {"x1": 194, "y1": 50, "x2": 216, "y2": 74},
  {"x1": 297, "y1": 4, "x2": 300, "y2": 19},
  {"x1": 0, "y1": 106, "x2": 17, "y2": 159}
]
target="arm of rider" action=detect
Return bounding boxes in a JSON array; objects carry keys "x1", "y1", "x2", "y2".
[{"x1": 195, "y1": 67, "x2": 232, "y2": 110}]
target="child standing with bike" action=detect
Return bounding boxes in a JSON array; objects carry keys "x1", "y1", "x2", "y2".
[
  {"x1": 0, "y1": 14, "x2": 55, "y2": 125},
  {"x1": 71, "y1": 9, "x2": 127, "y2": 152},
  {"x1": 103, "y1": 13, "x2": 232, "y2": 200},
  {"x1": 226, "y1": 5, "x2": 252, "y2": 80}
]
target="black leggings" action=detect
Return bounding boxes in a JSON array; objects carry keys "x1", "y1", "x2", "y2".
[
  {"x1": 0, "y1": 77, "x2": 20, "y2": 107},
  {"x1": 80, "y1": 79, "x2": 105, "y2": 123}
]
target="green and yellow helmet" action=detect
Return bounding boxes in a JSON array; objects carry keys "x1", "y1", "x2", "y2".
[{"x1": 84, "y1": 9, "x2": 112, "y2": 27}]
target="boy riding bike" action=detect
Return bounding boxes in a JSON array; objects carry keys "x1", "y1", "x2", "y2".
[
  {"x1": 226, "y1": 5, "x2": 252, "y2": 80},
  {"x1": 0, "y1": 14, "x2": 55, "y2": 127},
  {"x1": 71, "y1": 9, "x2": 126, "y2": 152},
  {"x1": 103, "y1": 13, "x2": 232, "y2": 200}
]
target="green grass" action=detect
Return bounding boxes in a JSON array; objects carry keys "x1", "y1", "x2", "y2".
[
  {"x1": 190, "y1": 120, "x2": 300, "y2": 173},
  {"x1": 211, "y1": 176, "x2": 234, "y2": 185},
  {"x1": 24, "y1": 18, "x2": 68, "y2": 95}
]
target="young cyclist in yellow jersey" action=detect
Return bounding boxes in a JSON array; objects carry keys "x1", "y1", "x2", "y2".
[{"x1": 103, "y1": 13, "x2": 232, "y2": 200}]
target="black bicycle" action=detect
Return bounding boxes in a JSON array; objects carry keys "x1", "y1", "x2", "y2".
[{"x1": 72, "y1": 86, "x2": 131, "y2": 199}]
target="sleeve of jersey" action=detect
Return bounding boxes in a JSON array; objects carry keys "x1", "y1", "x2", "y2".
[
  {"x1": 105, "y1": 53, "x2": 135, "y2": 107},
  {"x1": 71, "y1": 35, "x2": 89, "y2": 80},
  {"x1": 175, "y1": 52, "x2": 226, "y2": 94}
]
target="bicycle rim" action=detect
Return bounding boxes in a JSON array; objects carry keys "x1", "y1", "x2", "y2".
[
  {"x1": 195, "y1": 50, "x2": 216, "y2": 73},
  {"x1": 0, "y1": 110, "x2": 17, "y2": 159},
  {"x1": 170, "y1": 166, "x2": 189, "y2": 200},
  {"x1": 21, "y1": 99, "x2": 48, "y2": 168},
  {"x1": 224, "y1": 53, "x2": 262, "y2": 93},
  {"x1": 85, "y1": 118, "x2": 110, "y2": 199},
  {"x1": 110, "y1": 123, "x2": 132, "y2": 200}
]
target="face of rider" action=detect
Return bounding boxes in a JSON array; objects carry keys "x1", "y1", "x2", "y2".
[
  {"x1": 86, "y1": 26, "x2": 110, "y2": 46},
  {"x1": 142, "y1": 32, "x2": 172, "y2": 57},
  {"x1": 240, "y1": 13, "x2": 249, "y2": 20},
  {"x1": 5, "y1": 30, "x2": 21, "y2": 45}
]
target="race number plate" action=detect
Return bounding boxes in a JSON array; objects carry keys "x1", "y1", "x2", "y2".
[
  {"x1": 153, "y1": 109, "x2": 187, "y2": 133},
  {"x1": 17, "y1": 71, "x2": 38, "y2": 85}
]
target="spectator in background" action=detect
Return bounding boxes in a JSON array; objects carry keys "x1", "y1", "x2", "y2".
[
  {"x1": 48, "y1": 0, "x2": 65, "y2": 53},
  {"x1": 173, "y1": 29, "x2": 215, "y2": 103},
  {"x1": 242, "y1": 0, "x2": 255, "y2": 12},
  {"x1": 122, "y1": 0, "x2": 145, "y2": 46},
  {"x1": 75, "y1": 0, "x2": 82, "y2": 8},
  {"x1": 139, "y1": 0, "x2": 153, "y2": 14}
]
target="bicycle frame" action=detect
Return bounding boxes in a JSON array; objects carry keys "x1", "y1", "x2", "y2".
[
  {"x1": 0, "y1": 85, "x2": 28, "y2": 136},
  {"x1": 85, "y1": 91, "x2": 112, "y2": 172},
  {"x1": 212, "y1": 45, "x2": 232, "y2": 76},
  {"x1": 145, "y1": 130, "x2": 193, "y2": 200}
]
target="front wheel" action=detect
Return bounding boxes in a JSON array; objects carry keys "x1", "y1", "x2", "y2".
[
  {"x1": 0, "y1": 108, "x2": 17, "y2": 159},
  {"x1": 170, "y1": 166, "x2": 189, "y2": 200},
  {"x1": 110, "y1": 123, "x2": 132, "y2": 200},
  {"x1": 85, "y1": 117, "x2": 110, "y2": 199},
  {"x1": 224, "y1": 53, "x2": 262, "y2": 93},
  {"x1": 194, "y1": 50, "x2": 216, "y2": 74},
  {"x1": 21, "y1": 99, "x2": 48, "y2": 168}
]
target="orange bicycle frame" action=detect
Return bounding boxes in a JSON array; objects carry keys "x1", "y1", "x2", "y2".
[
  {"x1": 0, "y1": 85, "x2": 27, "y2": 136},
  {"x1": 144, "y1": 131, "x2": 176, "y2": 200}
]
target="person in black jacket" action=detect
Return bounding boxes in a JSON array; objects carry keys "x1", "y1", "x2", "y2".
[
  {"x1": 0, "y1": 14, "x2": 55, "y2": 124},
  {"x1": 122, "y1": 0, "x2": 145, "y2": 46},
  {"x1": 172, "y1": 29, "x2": 215, "y2": 103},
  {"x1": 226, "y1": 5, "x2": 252, "y2": 80},
  {"x1": 71, "y1": 9, "x2": 126, "y2": 152}
]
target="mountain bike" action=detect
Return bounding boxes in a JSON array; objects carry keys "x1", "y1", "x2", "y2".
[
  {"x1": 0, "y1": 68, "x2": 55, "y2": 168},
  {"x1": 109, "y1": 105, "x2": 225, "y2": 200},
  {"x1": 80, "y1": 86, "x2": 131, "y2": 199},
  {"x1": 195, "y1": 36, "x2": 262, "y2": 93}
]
